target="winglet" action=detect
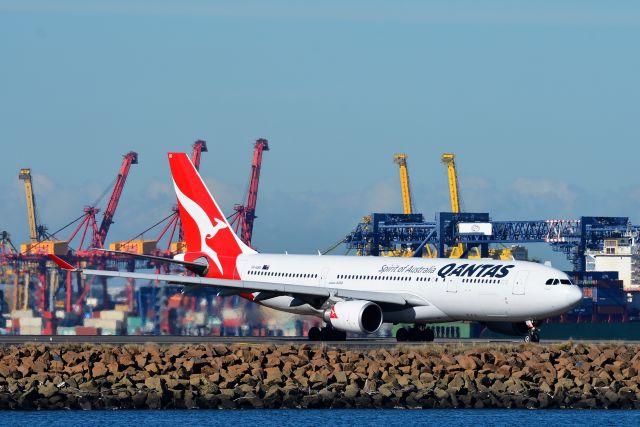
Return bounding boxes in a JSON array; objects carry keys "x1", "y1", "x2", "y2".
[{"x1": 48, "y1": 254, "x2": 78, "y2": 271}]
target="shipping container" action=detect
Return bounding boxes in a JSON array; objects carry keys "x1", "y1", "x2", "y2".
[
  {"x1": 18, "y1": 326, "x2": 41, "y2": 335},
  {"x1": 84, "y1": 318, "x2": 122, "y2": 330},
  {"x1": 11, "y1": 309, "x2": 33, "y2": 318},
  {"x1": 99, "y1": 310, "x2": 126, "y2": 321},
  {"x1": 109, "y1": 240, "x2": 156, "y2": 255},
  {"x1": 126, "y1": 316, "x2": 142, "y2": 335},
  {"x1": 75, "y1": 326, "x2": 101, "y2": 335},
  {"x1": 20, "y1": 240, "x2": 68, "y2": 255},
  {"x1": 19, "y1": 317, "x2": 42, "y2": 327}
]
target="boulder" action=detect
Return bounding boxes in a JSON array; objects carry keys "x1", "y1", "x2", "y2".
[
  {"x1": 344, "y1": 383, "x2": 360, "y2": 399},
  {"x1": 92, "y1": 362, "x2": 109, "y2": 378},
  {"x1": 37, "y1": 382, "x2": 58, "y2": 398},
  {"x1": 144, "y1": 376, "x2": 164, "y2": 393},
  {"x1": 333, "y1": 371, "x2": 348, "y2": 384}
]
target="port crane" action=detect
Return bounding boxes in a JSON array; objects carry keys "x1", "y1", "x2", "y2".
[
  {"x1": 18, "y1": 168, "x2": 68, "y2": 255},
  {"x1": 229, "y1": 139, "x2": 269, "y2": 247},
  {"x1": 15, "y1": 152, "x2": 139, "y2": 315},
  {"x1": 19, "y1": 168, "x2": 44, "y2": 244},
  {"x1": 441, "y1": 153, "x2": 466, "y2": 258},
  {"x1": 441, "y1": 153, "x2": 461, "y2": 214},
  {"x1": 90, "y1": 152, "x2": 138, "y2": 249},
  {"x1": 440, "y1": 153, "x2": 513, "y2": 261},
  {"x1": 393, "y1": 154, "x2": 413, "y2": 215},
  {"x1": 389, "y1": 154, "x2": 433, "y2": 257}
]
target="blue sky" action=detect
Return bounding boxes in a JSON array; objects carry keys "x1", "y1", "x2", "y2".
[{"x1": 1, "y1": 1, "x2": 639, "y2": 268}]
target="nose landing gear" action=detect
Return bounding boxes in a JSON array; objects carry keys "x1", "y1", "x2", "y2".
[
  {"x1": 524, "y1": 320, "x2": 540, "y2": 343},
  {"x1": 395, "y1": 325, "x2": 435, "y2": 342}
]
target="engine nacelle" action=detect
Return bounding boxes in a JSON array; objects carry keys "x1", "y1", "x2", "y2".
[
  {"x1": 323, "y1": 300, "x2": 383, "y2": 334},
  {"x1": 483, "y1": 321, "x2": 529, "y2": 336}
]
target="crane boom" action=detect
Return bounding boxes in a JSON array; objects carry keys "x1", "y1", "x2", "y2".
[
  {"x1": 230, "y1": 139, "x2": 270, "y2": 247},
  {"x1": 393, "y1": 154, "x2": 413, "y2": 214},
  {"x1": 191, "y1": 140, "x2": 208, "y2": 171},
  {"x1": 19, "y1": 168, "x2": 40, "y2": 243},
  {"x1": 441, "y1": 153, "x2": 465, "y2": 258},
  {"x1": 242, "y1": 139, "x2": 269, "y2": 246},
  {"x1": 441, "y1": 153, "x2": 460, "y2": 213},
  {"x1": 91, "y1": 152, "x2": 138, "y2": 249}
]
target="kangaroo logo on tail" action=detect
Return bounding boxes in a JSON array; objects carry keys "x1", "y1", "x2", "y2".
[
  {"x1": 168, "y1": 152, "x2": 256, "y2": 278},
  {"x1": 173, "y1": 182, "x2": 229, "y2": 274}
]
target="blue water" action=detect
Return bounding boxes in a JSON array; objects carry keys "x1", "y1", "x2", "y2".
[{"x1": 1, "y1": 410, "x2": 639, "y2": 427}]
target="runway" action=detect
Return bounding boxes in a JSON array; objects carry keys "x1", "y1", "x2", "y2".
[
  {"x1": 0, "y1": 335, "x2": 634, "y2": 347},
  {"x1": 0, "y1": 335, "x2": 425, "y2": 347}
]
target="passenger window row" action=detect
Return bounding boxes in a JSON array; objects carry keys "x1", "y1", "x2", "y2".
[
  {"x1": 247, "y1": 270, "x2": 318, "y2": 279},
  {"x1": 337, "y1": 274, "x2": 413, "y2": 281},
  {"x1": 462, "y1": 278, "x2": 501, "y2": 284}
]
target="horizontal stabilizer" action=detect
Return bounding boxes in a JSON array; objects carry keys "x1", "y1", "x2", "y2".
[
  {"x1": 48, "y1": 254, "x2": 78, "y2": 271},
  {"x1": 92, "y1": 248, "x2": 209, "y2": 276}
]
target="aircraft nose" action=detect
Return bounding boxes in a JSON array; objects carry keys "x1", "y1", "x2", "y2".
[{"x1": 565, "y1": 286, "x2": 583, "y2": 308}]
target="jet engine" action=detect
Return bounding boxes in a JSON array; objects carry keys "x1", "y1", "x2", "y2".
[
  {"x1": 323, "y1": 300, "x2": 383, "y2": 334},
  {"x1": 483, "y1": 321, "x2": 529, "y2": 336}
]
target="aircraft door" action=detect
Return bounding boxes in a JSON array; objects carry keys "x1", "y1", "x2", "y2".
[
  {"x1": 320, "y1": 267, "x2": 330, "y2": 286},
  {"x1": 513, "y1": 271, "x2": 528, "y2": 295},
  {"x1": 446, "y1": 277, "x2": 457, "y2": 293}
]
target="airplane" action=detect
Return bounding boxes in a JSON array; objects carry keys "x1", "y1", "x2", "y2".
[{"x1": 49, "y1": 152, "x2": 583, "y2": 342}]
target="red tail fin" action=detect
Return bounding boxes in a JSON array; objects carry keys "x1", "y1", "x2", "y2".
[{"x1": 168, "y1": 153, "x2": 255, "y2": 278}]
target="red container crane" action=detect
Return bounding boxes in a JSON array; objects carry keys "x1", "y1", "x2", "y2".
[
  {"x1": 191, "y1": 140, "x2": 208, "y2": 171},
  {"x1": 229, "y1": 139, "x2": 269, "y2": 247},
  {"x1": 90, "y1": 151, "x2": 138, "y2": 249}
]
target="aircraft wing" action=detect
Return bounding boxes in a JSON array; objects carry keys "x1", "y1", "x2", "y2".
[{"x1": 49, "y1": 254, "x2": 428, "y2": 307}]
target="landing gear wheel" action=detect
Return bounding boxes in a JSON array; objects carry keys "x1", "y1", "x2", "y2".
[
  {"x1": 396, "y1": 327, "x2": 409, "y2": 342},
  {"x1": 308, "y1": 327, "x2": 321, "y2": 341},
  {"x1": 424, "y1": 328, "x2": 435, "y2": 342},
  {"x1": 310, "y1": 326, "x2": 346, "y2": 341},
  {"x1": 524, "y1": 331, "x2": 540, "y2": 343},
  {"x1": 323, "y1": 328, "x2": 347, "y2": 341},
  {"x1": 531, "y1": 332, "x2": 540, "y2": 343},
  {"x1": 396, "y1": 326, "x2": 434, "y2": 342}
]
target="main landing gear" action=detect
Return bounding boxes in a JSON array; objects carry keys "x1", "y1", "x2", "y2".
[
  {"x1": 308, "y1": 325, "x2": 347, "y2": 341},
  {"x1": 395, "y1": 325, "x2": 435, "y2": 342}
]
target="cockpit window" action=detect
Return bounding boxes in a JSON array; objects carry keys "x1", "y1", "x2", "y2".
[
  {"x1": 545, "y1": 279, "x2": 554, "y2": 285},
  {"x1": 560, "y1": 279, "x2": 572, "y2": 285}
]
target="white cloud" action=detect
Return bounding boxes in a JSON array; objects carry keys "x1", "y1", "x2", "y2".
[
  {"x1": 31, "y1": 173, "x2": 55, "y2": 194},
  {"x1": 362, "y1": 180, "x2": 399, "y2": 214},
  {"x1": 202, "y1": 177, "x2": 242, "y2": 215},
  {"x1": 512, "y1": 177, "x2": 576, "y2": 205},
  {"x1": 146, "y1": 180, "x2": 172, "y2": 201}
]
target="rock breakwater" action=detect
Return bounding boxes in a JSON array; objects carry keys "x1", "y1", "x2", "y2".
[{"x1": 1, "y1": 342, "x2": 639, "y2": 409}]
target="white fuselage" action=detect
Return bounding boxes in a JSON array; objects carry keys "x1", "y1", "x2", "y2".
[{"x1": 236, "y1": 254, "x2": 583, "y2": 324}]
